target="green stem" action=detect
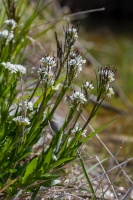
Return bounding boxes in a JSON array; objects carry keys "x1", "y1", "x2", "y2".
[
  {"x1": 29, "y1": 80, "x2": 40, "y2": 101},
  {"x1": 82, "y1": 103, "x2": 98, "y2": 131},
  {"x1": 43, "y1": 85, "x2": 68, "y2": 127},
  {"x1": 82, "y1": 98, "x2": 105, "y2": 131},
  {"x1": 77, "y1": 151, "x2": 97, "y2": 200}
]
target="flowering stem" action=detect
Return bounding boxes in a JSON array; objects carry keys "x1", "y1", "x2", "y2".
[
  {"x1": 29, "y1": 80, "x2": 40, "y2": 101},
  {"x1": 82, "y1": 100, "x2": 103, "y2": 131},
  {"x1": 70, "y1": 105, "x2": 83, "y2": 130},
  {"x1": 77, "y1": 150, "x2": 97, "y2": 200},
  {"x1": 47, "y1": 86, "x2": 68, "y2": 122},
  {"x1": 28, "y1": 90, "x2": 47, "y2": 139},
  {"x1": 36, "y1": 90, "x2": 46, "y2": 122},
  {"x1": 62, "y1": 104, "x2": 77, "y2": 131}
]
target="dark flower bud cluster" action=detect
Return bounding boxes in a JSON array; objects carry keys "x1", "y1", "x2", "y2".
[
  {"x1": 97, "y1": 66, "x2": 116, "y2": 100},
  {"x1": 64, "y1": 24, "x2": 78, "y2": 47}
]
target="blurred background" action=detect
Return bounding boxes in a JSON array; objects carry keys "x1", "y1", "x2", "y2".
[
  {"x1": 60, "y1": 0, "x2": 133, "y2": 33},
  {"x1": 57, "y1": 0, "x2": 133, "y2": 171}
]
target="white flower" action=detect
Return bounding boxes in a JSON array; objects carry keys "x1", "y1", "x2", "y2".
[
  {"x1": 106, "y1": 86, "x2": 114, "y2": 98},
  {"x1": 0, "y1": 30, "x2": 9, "y2": 39},
  {"x1": 71, "y1": 126, "x2": 87, "y2": 137},
  {"x1": 6, "y1": 31, "x2": 14, "y2": 43},
  {"x1": 37, "y1": 66, "x2": 55, "y2": 86},
  {"x1": 64, "y1": 26, "x2": 78, "y2": 46},
  {"x1": 19, "y1": 100, "x2": 33, "y2": 111},
  {"x1": 71, "y1": 126, "x2": 80, "y2": 134},
  {"x1": 98, "y1": 68, "x2": 115, "y2": 83},
  {"x1": 67, "y1": 28, "x2": 78, "y2": 40},
  {"x1": 108, "y1": 70, "x2": 115, "y2": 82},
  {"x1": 4, "y1": 19, "x2": 17, "y2": 29},
  {"x1": 1, "y1": 62, "x2": 26, "y2": 74},
  {"x1": 0, "y1": 30, "x2": 14, "y2": 44},
  {"x1": 70, "y1": 91, "x2": 87, "y2": 104},
  {"x1": 67, "y1": 52, "x2": 86, "y2": 76},
  {"x1": 68, "y1": 58, "x2": 76, "y2": 66},
  {"x1": 1, "y1": 62, "x2": 18, "y2": 73},
  {"x1": 81, "y1": 129, "x2": 87, "y2": 137},
  {"x1": 84, "y1": 81, "x2": 94, "y2": 91},
  {"x1": 26, "y1": 101, "x2": 33, "y2": 111},
  {"x1": 40, "y1": 56, "x2": 56, "y2": 67},
  {"x1": 13, "y1": 116, "x2": 30, "y2": 126},
  {"x1": 15, "y1": 64, "x2": 26, "y2": 74}
]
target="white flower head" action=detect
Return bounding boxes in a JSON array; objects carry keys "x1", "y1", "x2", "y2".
[
  {"x1": 108, "y1": 70, "x2": 115, "y2": 82},
  {"x1": 4, "y1": 19, "x2": 17, "y2": 29},
  {"x1": 67, "y1": 27, "x2": 78, "y2": 40},
  {"x1": 13, "y1": 116, "x2": 30, "y2": 126},
  {"x1": 84, "y1": 81, "x2": 94, "y2": 91},
  {"x1": 0, "y1": 30, "x2": 14, "y2": 44},
  {"x1": 37, "y1": 65, "x2": 55, "y2": 86},
  {"x1": 6, "y1": 31, "x2": 14, "y2": 43},
  {"x1": 64, "y1": 25, "x2": 79, "y2": 47},
  {"x1": 1, "y1": 62, "x2": 26, "y2": 74},
  {"x1": 40, "y1": 56, "x2": 56, "y2": 68},
  {"x1": 0, "y1": 30, "x2": 9, "y2": 39},
  {"x1": 15, "y1": 64, "x2": 26, "y2": 74},
  {"x1": 67, "y1": 52, "x2": 86, "y2": 76},
  {"x1": 20, "y1": 100, "x2": 33, "y2": 111},
  {"x1": 71, "y1": 126, "x2": 80, "y2": 134},
  {"x1": 71, "y1": 126, "x2": 87, "y2": 137},
  {"x1": 82, "y1": 129, "x2": 87, "y2": 137},
  {"x1": 98, "y1": 67, "x2": 116, "y2": 84},
  {"x1": 26, "y1": 101, "x2": 33, "y2": 111},
  {"x1": 106, "y1": 86, "x2": 114, "y2": 98},
  {"x1": 1, "y1": 62, "x2": 18, "y2": 73},
  {"x1": 70, "y1": 91, "x2": 87, "y2": 105}
]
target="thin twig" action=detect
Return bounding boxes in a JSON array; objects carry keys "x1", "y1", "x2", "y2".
[
  {"x1": 78, "y1": 109, "x2": 133, "y2": 184},
  {"x1": 91, "y1": 158, "x2": 133, "y2": 183},
  {"x1": 95, "y1": 156, "x2": 118, "y2": 199},
  {"x1": 63, "y1": 8, "x2": 105, "y2": 21},
  {"x1": 121, "y1": 184, "x2": 133, "y2": 200}
]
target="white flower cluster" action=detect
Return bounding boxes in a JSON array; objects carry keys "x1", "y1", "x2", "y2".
[
  {"x1": 67, "y1": 28, "x2": 78, "y2": 40},
  {"x1": 40, "y1": 56, "x2": 56, "y2": 67},
  {"x1": 38, "y1": 56, "x2": 56, "y2": 86},
  {"x1": 1, "y1": 62, "x2": 26, "y2": 74},
  {"x1": 13, "y1": 116, "x2": 30, "y2": 126},
  {"x1": 98, "y1": 67, "x2": 116, "y2": 98},
  {"x1": 98, "y1": 69, "x2": 115, "y2": 83},
  {"x1": 70, "y1": 91, "x2": 87, "y2": 105},
  {"x1": 105, "y1": 86, "x2": 114, "y2": 98},
  {"x1": 64, "y1": 27, "x2": 78, "y2": 46},
  {"x1": 83, "y1": 81, "x2": 94, "y2": 91},
  {"x1": 37, "y1": 66, "x2": 55, "y2": 86},
  {"x1": 71, "y1": 126, "x2": 87, "y2": 137},
  {"x1": 68, "y1": 52, "x2": 86, "y2": 76},
  {"x1": 0, "y1": 30, "x2": 14, "y2": 44},
  {"x1": 19, "y1": 100, "x2": 33, "y2": 111},
  {"x1": 4, "y1": 19, "x2": 17, "y2": 30}
]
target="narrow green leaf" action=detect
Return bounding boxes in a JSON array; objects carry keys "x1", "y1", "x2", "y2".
[
  {"x1": 50, "y1": 157, "x2": 75, "y2": 168},
  {"x1": 81, "y1": 119, "x2": 116, "y2": 144},
  {"x1": 31, "y1": 186, "x2": 40, "y2": 200},
  {"x1": 42, "y1": 179, "x2": 61, "y2": 187},
  {"x1": 22, "y1": 158, "x2": 37, "y2": 184},
  {"x1": 57, "y1": 134, "x2": 70, "y2": 158},
  {"x1": 42, "y1": 148, "x2": 53, "y2": 170}
]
